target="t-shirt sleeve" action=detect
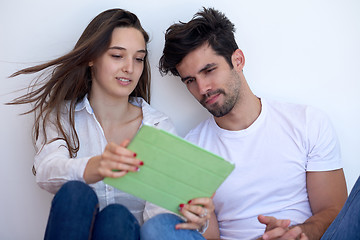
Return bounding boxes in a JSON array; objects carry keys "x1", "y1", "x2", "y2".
[{"x1": 305, "y1": 107, "x2": 342, "y2": 171}]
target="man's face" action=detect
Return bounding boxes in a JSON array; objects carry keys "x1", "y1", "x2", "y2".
[{"x1": 176, "y1": 44, "x2": 241, "y2": 117}]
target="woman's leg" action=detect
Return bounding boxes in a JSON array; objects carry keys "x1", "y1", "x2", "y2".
[
  {"x1": 140, "y1": 213, "x2": 205, "y2": 240},
  {"x1": 321, "y1": 176, "x2": 360, "y2": 240},
  {"x1": 92, "y1": 204, "x2": 140, "y2": 240},
  {"x1": 44, "y1": 181, "x2": 99, "y2": 240}
]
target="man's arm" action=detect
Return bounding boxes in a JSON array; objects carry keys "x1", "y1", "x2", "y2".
[
  {"x1": 259, "y1": 169, "x2": 347, "y2": 240},
  {"x1": 299, "y1": 169, "x2": 347, "y2": 239}
]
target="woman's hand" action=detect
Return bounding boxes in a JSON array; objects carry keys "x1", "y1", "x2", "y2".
[
  {"x1": 175, "y1": 197, "x2": 214, "y2": 234},
  {"x1": 83, "y1": 139, "x2": 143, "y2": 184}
]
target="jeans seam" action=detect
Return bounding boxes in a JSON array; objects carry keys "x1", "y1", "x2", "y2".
[{"x1": 88, "y1": 203, "x2": 99, "y2": 240}]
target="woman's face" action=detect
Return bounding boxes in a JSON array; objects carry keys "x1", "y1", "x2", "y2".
[{"x1": 89, "y1": 27, "x2": 146, "y2": 101}]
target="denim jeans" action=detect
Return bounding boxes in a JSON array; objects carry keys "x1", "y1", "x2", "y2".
[
  {"x1": 44, "y1": 181, "x2": 205, "y2": 240},
  {"x1": 321, "y1": 175, "x2": 360, "y2": 240},
  {"x1": 44, "y1": 181, "x2": 140, "y2": 240},
  {"x1": 141, "y1": 213, "x2": 205, "y2": 240}
]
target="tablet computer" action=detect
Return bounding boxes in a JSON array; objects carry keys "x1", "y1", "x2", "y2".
[{"x1": 104, "y1": 125, "x2": 234, "y2": 214}]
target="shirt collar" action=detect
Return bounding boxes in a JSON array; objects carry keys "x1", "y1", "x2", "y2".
[
  {"x1": 75, "y1": 94, "x2": 94, "y2": 114},
  {"x1": 75, "y1": 95, "x2": 168, "y2": 126}
]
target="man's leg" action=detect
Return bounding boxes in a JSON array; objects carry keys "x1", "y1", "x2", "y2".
[
  {"x1": 140, "y1": 213, "x2": 205, "y2": 240},
  {"x1": 321, "y1": 176, "x2": 360, "y2": 240},
  {"x1": 44, "y1": 181, "x2": 99, "y2": 240},
  {"x1": 92, "y1": 204, "x2": 140, "y2": 240}
]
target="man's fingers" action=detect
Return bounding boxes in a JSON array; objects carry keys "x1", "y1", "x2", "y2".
[
  {"x1": 281, "y1": 226, "x2": 303, "y2": 239},
  {"x1": 262, "y1": 227, "x2": 287, "y2": 240},
  {"x1": 300, "y1": 233, "x2": 309, "y2": 240},
  {"x1": 263, "y1": 226, "x2": 304, "y2": 240},
  {"x1": 258, "y1": 215, "x2": 273, "y2": 224},
  {"x1": 258, "y1": 215, "x2": 291, "y2": 230}
]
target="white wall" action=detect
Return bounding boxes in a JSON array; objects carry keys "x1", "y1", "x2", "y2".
[{"x1": 1, "y1": 0, "x2": 359, "y2": 239}]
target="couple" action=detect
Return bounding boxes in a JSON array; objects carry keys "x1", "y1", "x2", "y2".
[{"x1": 9, "y1": 7, "x2": 359, "y2": 240}]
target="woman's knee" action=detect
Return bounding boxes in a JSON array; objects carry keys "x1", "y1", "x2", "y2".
[
  {"x1": 100, "y1": 204, "x2": 139, "y2": 225},
  {"x1": 93, "y1": 204, "x2": 140, "y2": 240},
  {"x1": 52, "y1": 181, "x2": 98, "y2": 210}
]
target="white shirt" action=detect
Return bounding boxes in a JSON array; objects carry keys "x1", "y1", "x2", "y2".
[
  {"x1": 34, "y1": 96, "x2": 176, "y2": 224},
  {"x1": 185, "y1": 98, "x2": 342, "y2": 239}
]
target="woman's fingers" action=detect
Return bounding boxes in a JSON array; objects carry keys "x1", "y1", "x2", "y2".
[
  {"x1": 102, "y1": 142, "x2": 143, "y2": 167},
  {"x1": 84, "y1": 140, "x2": 143, "y2": 183},
  {"x1": 176, "y1": 197, "x2": 213, "y2": 231}
]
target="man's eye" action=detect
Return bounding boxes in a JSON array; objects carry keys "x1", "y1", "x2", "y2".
[{"x1": 185, "y1": 78, "x2": 195, "y2": 85}]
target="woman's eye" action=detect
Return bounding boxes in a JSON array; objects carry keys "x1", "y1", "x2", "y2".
[
  {"x1": 136, "y1": 58, "x2": 145, "y2": 62},
  {"x1": 112, "y1": 55, "x2": 122, "y2": 58}
]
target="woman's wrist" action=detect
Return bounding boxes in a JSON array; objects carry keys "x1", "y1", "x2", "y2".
[{"x1": 197, "y1": 219, "x2": 209, "y2": 234}]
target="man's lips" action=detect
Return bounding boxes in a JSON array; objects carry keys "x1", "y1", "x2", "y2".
[
  {"x1": 200, "y1": 89, "x2": 225, "y2": 107},
  {"x1": 205, "y1": 93, "x2": 220, "y2": 105}
]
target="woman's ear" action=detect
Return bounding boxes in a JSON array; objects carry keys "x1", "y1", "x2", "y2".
[
  {"x1": 231, "y1": 49, "x2": 245, "y2": 70},
  {"x1": 88, "y1": 61, "x2": 94, "y2": 67}
]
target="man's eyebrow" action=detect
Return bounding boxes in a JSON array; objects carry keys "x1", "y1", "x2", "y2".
[
  {"x1": 108, "y1": 46, "x2": 146, "y2": 54},
  {"x1": 180, "y1": 63, "x2": 217, "y2": 82},
  {"x1": 199, "y1": 63, "x2": 217, "y2": 73},
  {"x1": 181, "y1": 76, "x2": 193, "y2": 82}
]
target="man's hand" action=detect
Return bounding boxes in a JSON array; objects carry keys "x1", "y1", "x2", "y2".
[{"x1": 257, "y1": 215, "x2": 308, "y2": 240}]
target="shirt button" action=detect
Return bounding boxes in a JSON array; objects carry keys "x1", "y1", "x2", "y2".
[{"x1": 107, "y1": 186, "x2": 113, "y2": 191}]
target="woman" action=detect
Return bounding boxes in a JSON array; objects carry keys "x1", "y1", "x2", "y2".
[{"x1": 9, "y1": 8, "x2": 214, "y2": 240}]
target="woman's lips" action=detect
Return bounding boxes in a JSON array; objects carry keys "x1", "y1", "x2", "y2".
[{"x1": 116, "y1": 77, "x2": 131, "y2": 86}]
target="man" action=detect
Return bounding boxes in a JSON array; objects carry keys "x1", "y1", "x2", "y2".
[{"x1": 159, "y1": 7, "x2": 348, "y2": 240}]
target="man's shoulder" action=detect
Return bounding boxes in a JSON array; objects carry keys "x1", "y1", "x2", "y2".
[{"x1": 265, "y1": 98, "x2": 327, "y2": 122}]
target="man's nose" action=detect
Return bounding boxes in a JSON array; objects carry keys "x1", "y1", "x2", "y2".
[{"x1": 197, "y1": 77, "x2": 211, "y2": 95}]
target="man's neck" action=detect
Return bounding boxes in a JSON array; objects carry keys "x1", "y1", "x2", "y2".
[{"x1": 214, "y1": 94, "x2": 261, "y2": 131}]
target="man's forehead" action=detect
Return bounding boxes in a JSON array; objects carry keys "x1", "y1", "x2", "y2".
[{"x1": 178, "y1": 52, "x2": 218, "y2": 74}]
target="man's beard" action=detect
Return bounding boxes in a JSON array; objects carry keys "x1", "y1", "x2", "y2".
[{"x1": 200, "y1": 88, "x2": 239, "y2": 118}]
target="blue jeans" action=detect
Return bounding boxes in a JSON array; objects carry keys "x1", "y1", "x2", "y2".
[
  {"x1": 44, "y1": 181, "x2": 140, "y2": 240},
  {"x1": 321, "y1": 175, "x2": 360, "y2": 240},
  {"x1": 44, "y1": 181, "x2": 204, "y2": 240},
  {"x1": 141, "y1": 213, "x2": 205, "y2": 240}
]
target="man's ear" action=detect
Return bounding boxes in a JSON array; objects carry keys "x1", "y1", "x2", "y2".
[{"x1": 231, "y1": 49, "x2": 245, "y2": 70}]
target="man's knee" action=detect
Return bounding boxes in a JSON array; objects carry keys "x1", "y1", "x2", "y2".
[{"x1": 141, "y1": 213, "x2": 183, "y2": 238}]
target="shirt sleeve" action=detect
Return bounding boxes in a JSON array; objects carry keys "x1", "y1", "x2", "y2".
[
  {"x1": 305, "y1": 107, "x2": 342, "y2": 171},
  {"x1": 34, "y1": 115, "x2": 89, "y2": 194}
]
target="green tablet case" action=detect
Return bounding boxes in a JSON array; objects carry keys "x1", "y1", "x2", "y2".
[{"x1": 104, "y1": 125, "x2": 235, "y2": 214}]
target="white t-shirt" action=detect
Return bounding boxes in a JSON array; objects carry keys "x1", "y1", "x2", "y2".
[{"x1": 185, "y1": 98, "x2": 342, "y2": 240}]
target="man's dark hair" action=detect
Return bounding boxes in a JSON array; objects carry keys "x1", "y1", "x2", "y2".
[{"x1": 159, "y1": 7, "x2": 238, "y2": 76}]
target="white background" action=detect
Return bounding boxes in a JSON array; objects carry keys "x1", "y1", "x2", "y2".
[{"x1": 1, "y1": 0, "x2": 359, "y2": 239}]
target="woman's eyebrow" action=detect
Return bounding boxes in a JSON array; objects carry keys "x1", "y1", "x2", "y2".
[{"x1": 109, "y1": 46, "x2": 146, "y2": 54}]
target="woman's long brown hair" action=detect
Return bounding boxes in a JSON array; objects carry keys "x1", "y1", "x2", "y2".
[{"x1": 8, "y1": 9, "x2": 151, "y2": 158}]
